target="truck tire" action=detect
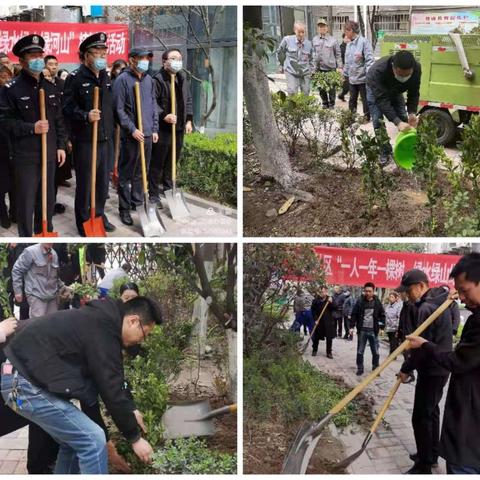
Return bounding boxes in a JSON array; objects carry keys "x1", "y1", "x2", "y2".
[{"x1": 420, "y1": 109, "x2": 457, "y2": 146}]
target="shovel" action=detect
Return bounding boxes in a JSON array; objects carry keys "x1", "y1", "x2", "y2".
[
  {"x1": 300, "y1": 299, "x2": 329, "y2": 354},
  {"x1": 33, "y1": 88, "x2": 58, "y2": 237},
  {"x1": 333, "y1": 377, "x2": 402, "y2": 471},
  {"x1": 161, "y1": 399, "x2": 237, "y2": 439},
  {"x1": 282, "y1": 297, "x2": 454, "y2": 474},
  {"x1": 83, "y1": 87, "x2": 106, "y2": 237},
  {"x1": 134, "y1": 81, "x2": 166, "y2": 237},
  {"x1": 164, "y1": 73, "x2": 190, "y2": 220}
]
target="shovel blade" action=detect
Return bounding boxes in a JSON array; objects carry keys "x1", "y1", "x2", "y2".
[
  {"x1": 83, "y1": 216, "x2": 106, "y2": 237},
  {"x1": 332, "y1": 432, "x2": 372, "y2": 471},
  {"x1": 165, "y1": 187, "x2": 190, "y2": 220},
  {"x1": 282, "y1": 413, "x2": 333, "y2": 474},
  {"x1": 162, "y1": 400, "x2": 214, "y2": 439},
  {"x1": 138, "y1": 202, "x2": 166, "y2": 237}
]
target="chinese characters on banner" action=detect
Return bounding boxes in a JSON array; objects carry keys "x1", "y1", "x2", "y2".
[
  {"x1": 411, "y1": 10, "x2": 480, "y2": 34},
  {"x1": 0, "y1": 21, "x2": 129, "y2": 63},
  {"x1": 313, "y1": 246, "x2": 462, "y2": 288}
]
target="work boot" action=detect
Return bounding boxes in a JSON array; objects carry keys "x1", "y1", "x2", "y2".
[{"x1": 120, "y1": 211, "x2": 133, "y2": 226}]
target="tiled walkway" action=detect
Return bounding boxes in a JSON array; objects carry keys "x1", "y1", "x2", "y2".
[{"x1": 0, "y1": 427, "x2": 28, "y2": 474}]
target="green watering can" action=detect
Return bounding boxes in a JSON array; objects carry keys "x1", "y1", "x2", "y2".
[{"x1": 393, "y1": 129, "x2": 417, "y2": 170}]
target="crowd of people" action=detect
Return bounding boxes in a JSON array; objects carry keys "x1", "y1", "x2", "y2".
[
  {"x1": 0, "y1": 242, "x2": 162, "y2": 474},
  {"x1": 291, "y1": 252, "x2": 480, "y2": 474},
  {"x1": 0, "y1": 31, "x2": 193, "y2": 236},
  {"x1": 276, "y1": 19, "x2": 421, "y2": 165}
]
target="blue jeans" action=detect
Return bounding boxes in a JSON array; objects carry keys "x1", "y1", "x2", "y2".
[
  {"x1": 1, "y1": 371, "x2": 107, "y2": 474},
  {"x1": 356, "y1": 330, "x2": 380, "y2": 371},
  {"x1": 297, "y1": 310, "x2": 314, "y2": 334},
  {"x1": 366, "y1": 86, "x2": 408, "y2": 157},
  {"x1": 447, "y1": 463, "x2": 480, "y2": 474}
]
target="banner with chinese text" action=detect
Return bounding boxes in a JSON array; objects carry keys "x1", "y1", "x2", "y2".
[
  {"x1": 411, "y1": 10, "x2": 480, "y2": 34},
  {"x1": 0, "y1": 21, "x2": 129, "y2": 63},
  {"x1": 312, "y1": 246, "x2": 461, "y2": 288}
]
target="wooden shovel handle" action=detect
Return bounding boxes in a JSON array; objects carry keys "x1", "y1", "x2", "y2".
[
  {"x1": 90, "y1": 86, "x2": 99, "y2": 217},
  {"x1": 330, "y1": 297, "x2": 454, "y2": 415},
  {"x1": 134, "y1": 81, "x2": 148, "y2": 195},
  {"x1": 170, "y1": 73, "x2": 176, "y2": 184},
  {"x1": 370, "y1": 377, "x2": 402, "y2": 433},
  {"x1": 39, "y1": 88, "x2": 47, "y2": 224}
]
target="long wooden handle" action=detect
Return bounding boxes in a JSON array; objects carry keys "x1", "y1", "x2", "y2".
[
  {"x1": 370, "y1": 377, "x2": 402, "y2": 433},
  {"x1": 330, "y1": 297, "x2": 453, "y2": 415},
  {"x1": 39, "y1": 88, "x2": 47, "y2": 224},
  {"x1": 90, "y1": 86, "x2": 99, "y2": 217},
  {"x1": 134, "y1": 81, "x2": 148, "y2": 195},
  {"x1": 170, "y1": 73, "x2": 176, "y2": 185}
]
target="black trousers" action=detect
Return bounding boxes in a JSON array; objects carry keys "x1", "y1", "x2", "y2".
[
  {"x1": 312, "y1": 335, "x2": 333, "y2": 355},
  {"x1": 349, "y1": 83, "x2": 370, "y2": 119},
  {"x1": 118, "y1": 136, "x2": 152, "y2": 212},
  {"x1": 15, "y1": 156, "x2": 55, "y2": 237},
  {"x1": 412, "y1": 373, "x2": 448, "y2": 466},
  {"x1": 334, "y1": 315, "x2": 343, "y2": 337},
  {"x1": 149, "y1": 129, "x2": 184, "y2": 196},
  {"x1": 343, "y1": 315, "x2": 351, "y2": 338},
  {"x1": 340, "y1": 77, "x2": 350, "y2": 98},
  {"x1": 387, "y1": 331, "x2": 399, "y2": 354},
  {"x1": 73, "y1": 140, "x2": 109, "y2": 234}
]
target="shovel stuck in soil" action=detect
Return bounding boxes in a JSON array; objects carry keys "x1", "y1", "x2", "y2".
[
  {"x1": 161, "y1": 399, "x2": 237, "y2": 439},
  {"x1": 282, "y1": 297, "x2": 454, "y2": 474}
]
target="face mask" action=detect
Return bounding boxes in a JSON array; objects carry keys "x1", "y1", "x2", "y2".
[
  {"x1": 394, "y1": 72, "x2": 412, "y2": 83},
  {"x1": 170, "y1": 60, "x2": 183, "y2": 73},
  {"x1": 137, "y1": 60, "x2": 149, "y2": 73},
  {"x1": 28, "y1": 58, "x2": 44, "y2": 74},
  {"x1": 93, "y1": 58, "x2": 107, "y2": 71}
]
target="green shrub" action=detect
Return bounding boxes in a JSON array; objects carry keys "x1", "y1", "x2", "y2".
[
  {"x1": 311, "y1": 70, "x2": 344, "y2": 92},
  {"x1": 178, "y1": 132, "x2": 237, "y2": 207},
  {"x1": 152, "y1": 438, "x2": 237, "y2": 474}
]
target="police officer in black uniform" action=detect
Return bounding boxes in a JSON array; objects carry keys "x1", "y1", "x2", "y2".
[
  {"x1": 62, "y1": 32, "x2": 116, "y2": 236},
  {"x1": 0, "y1": 34, "x2": 66, "y2": 237}
]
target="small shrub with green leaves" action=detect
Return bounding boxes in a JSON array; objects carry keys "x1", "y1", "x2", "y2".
[
  {"x1": 178, "y1": 132, "x2": 237, "y2": 207},
  {"x1": 152, "y1": 438, "x2": 237, "y2": 474},
  {"x1": 271, "y1": 92, "x2": 319, "y2": 155},
  {"x1": 357, "y1": 125, "x2": 394, "y2": 218},
  {"x1": 303, "y1": 107, "x2": 340, "y2": 161},
  {"x1": 311, "y1": 70, "x2": 344, "y2": 93},
  {"x1": 337, "y1": 109, "x2": 363, "y2": 170}
]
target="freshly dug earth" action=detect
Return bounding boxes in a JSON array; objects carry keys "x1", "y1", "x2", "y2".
[{"x1": 244, "y1": 146, "x2": 452, "y2": 237}]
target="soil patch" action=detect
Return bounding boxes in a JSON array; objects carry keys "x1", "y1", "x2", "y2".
[{"x1": 244, "y1": 145, "x2": 452, "y2": 237}]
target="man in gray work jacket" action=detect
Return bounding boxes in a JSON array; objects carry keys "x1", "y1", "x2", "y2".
[
  {"x1": 312, "y1": 18, "x2": 342, "y2": 109},
  {"x1": 113, "y1": 47, "x2": 159, "y2": 227},
  {"x1": 343, "y1": 20, "x2": 374, "y2": 121},
  {"x1": 11, "y1": 243, "x2": 68, "y2": 318},
  {"x1": 276, "y1": 21, "x2": 314, "y2": 95}
]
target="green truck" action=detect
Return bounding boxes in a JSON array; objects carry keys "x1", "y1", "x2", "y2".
[{"x1": 380, "y1": 34, "x2": 480, "y2": 145}]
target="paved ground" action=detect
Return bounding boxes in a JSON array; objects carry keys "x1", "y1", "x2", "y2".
[
  {"x1": 269, "y1": 73, "x2": 461, "y2": 167},
  {"x1": 0, "y1": 427, "x2": 28, "y2": 474},
  {"x1": 0, "y1": 178, "x2": 237, "y2": 238},
  {"x1": 304, "y1": 333, "x2": 447, "y2": 474}
]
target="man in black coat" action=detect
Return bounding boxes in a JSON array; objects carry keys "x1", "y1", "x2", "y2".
[
  {"x1": 366, "y1": 50, "x2": 421, "y2": 165},
  {"x1": 1, "y1": 296, "x2": 162, "y2": 474},
  {"x1": 397, "y1": 269, "x2": 454, "y2": 474},
  {"x1": 150, "y1": 48, "x2": 193, "y2": 206},
  {"x1": 350, "y1": 282, "x2": 385, "y2": 375},
  {"x1": 0, "y1": 34, "x2": 67, "y2": 236},
  {"x1": 407, "y1": 254, "x2": 480, "y2": 474},
  {"x1": 311, "y1": 286, "x2": 335, "y2": 358}
]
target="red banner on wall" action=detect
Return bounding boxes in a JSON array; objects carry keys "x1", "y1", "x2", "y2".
[
  {"x1": 0, "y1": 21, "x2": 129, "y2": 63},
  {"x1": 312, "y1": 246, "x2": 462, "y2": 288}
]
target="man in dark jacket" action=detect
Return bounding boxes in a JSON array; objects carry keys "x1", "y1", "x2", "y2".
[
  {"x1": 311, "y1": 286, "x2": 335, "y2": 358},
  {"x1": 1, "y1": 296, "x2": 162, "y2": 474},
  {"x1": 342, "y1": 290, "x2": 354, "y2": 340},
  {"x1": 366, "y1": 50, "x2": 421, "y2": 165},
  {"x1": 332, "y1": 285, "x2": 345, "y2": 338},
  {"x1": 407, "y1": 254, "x2": 480, "y2": 474},
  {"x1": 350, "y1": 282, "x2": 385, "y2": 375},
  {"x1": 396, "y1": 269, "x2": 453, "y2": 474},
  {"x1": 62, "y1": 33, "x2": 116, "y2": 235},
  {"x1": 149, "y1": 48, "x2": 193, "y2": 206},
  {"x1": 113, "y1": 47, "x2": 159, "y2": 226}
]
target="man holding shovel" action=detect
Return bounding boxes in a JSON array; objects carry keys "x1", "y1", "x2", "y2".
[
  {"x1": 113, "y1": 47, "x2": 159, "y2": 227},
  {"x1": 311, "y1": 286, "x2": 335, "y2": 358},
  {"x1": 63, "y1": 32, "x2": 116, "y2": 236},
  {"x1": 150, "y1": 48, "x2": 193, "y2": 206},
  {"x1": 396, "y1": 269, "x2": 454, "y2": 474},
  {"x1": 407, "y1": 253, "x2": 480, "y2": 474},
  {"x1": 0, "y1": 34, "x2": 66, "y2": 236}
]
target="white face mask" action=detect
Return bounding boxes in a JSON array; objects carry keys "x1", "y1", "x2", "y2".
[
  {"x1": 170, "y1": 59, "x2": 183, "y2": 73},
  {"x1": 394, "y1": 73, "x2": 411, "y2": 83}
]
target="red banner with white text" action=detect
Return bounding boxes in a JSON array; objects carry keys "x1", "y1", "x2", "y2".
[
  {"x1": 0, "y1": 21, "x2": 129, "y2": 63},
  {"x1": 311, "y1": 246, "x2": 462, "y2": 288}
]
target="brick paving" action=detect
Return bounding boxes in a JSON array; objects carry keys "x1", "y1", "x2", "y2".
[
  {"x1": 304, "y1": 333, "x2": 447, "y2": 474},
  {"x1": 0, "y1": 427, "x2": 28, "y2": 474}
]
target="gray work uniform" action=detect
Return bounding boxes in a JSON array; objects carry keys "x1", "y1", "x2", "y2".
[
  {"x1": 276, "y1": 35, "x2": 314, "y2": 95},
  {"x1": 344, "y1": 35, "x2": 374, "y2": 85},
  {"x1": 312, "y1": 34, "x2": 342, "y2": 71},
  {"x1": 12, "y1": 244, "x2": 63, "y2": 318}
]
